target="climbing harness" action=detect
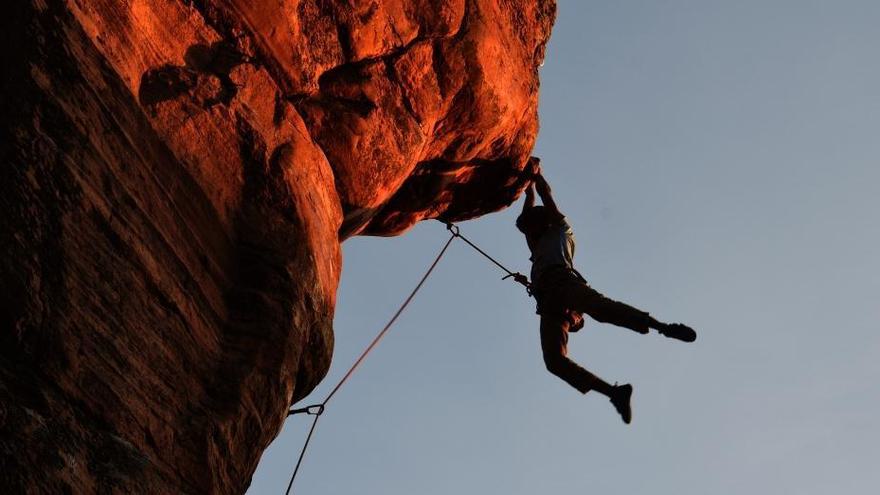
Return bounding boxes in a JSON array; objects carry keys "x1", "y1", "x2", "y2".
[{"x1": 283, "y1": 221, "x2": 529, "y2": 494}]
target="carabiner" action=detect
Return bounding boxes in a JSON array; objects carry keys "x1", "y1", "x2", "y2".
[{"x1": 288, "y1": 404, "x2": 325, "y2": 417}]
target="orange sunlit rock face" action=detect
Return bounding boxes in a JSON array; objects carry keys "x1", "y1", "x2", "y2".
[{"x1": 1, "y1": 0, "x2": 554, "y2": 492}]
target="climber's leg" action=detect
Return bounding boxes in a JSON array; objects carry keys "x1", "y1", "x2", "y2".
[
  {"x1": 555, "y1": 279, "x2": 697, "y2": 341},
  {"x1": 556, "y1": 281, "x2": 657, "y2": 335},
  {"x1": 539, "y1": 313, "x2": 613, "y2": 396}
]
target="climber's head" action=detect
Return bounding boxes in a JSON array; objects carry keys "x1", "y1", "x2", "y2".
[{"x1": 516, "y1": 205, "x2": 554, "y2": 239}]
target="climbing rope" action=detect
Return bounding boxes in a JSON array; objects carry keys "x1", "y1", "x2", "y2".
[
  {"x1": 443, "y1": 222, "x2": 532, "y2": 293},
  {"x1": 283, "y1": 222, "x2": 529, "y2": 494}
]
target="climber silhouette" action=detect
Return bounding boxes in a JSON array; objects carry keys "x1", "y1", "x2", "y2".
[{"x1": 514, "y1": 158, "x2": 696, "y2": 424}]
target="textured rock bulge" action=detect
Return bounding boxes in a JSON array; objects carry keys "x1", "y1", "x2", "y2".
[{"x1": 0, "y1": 0, "x2": 555, "y2": 492}]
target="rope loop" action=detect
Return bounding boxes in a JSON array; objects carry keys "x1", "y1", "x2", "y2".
[{"x1": 444, "y1": 222, "x2": 460, "y2": 237}]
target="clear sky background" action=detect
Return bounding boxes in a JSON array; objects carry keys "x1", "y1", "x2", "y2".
[{"x1": 248, "y1": 1, "x2": 880, "y2": 493}]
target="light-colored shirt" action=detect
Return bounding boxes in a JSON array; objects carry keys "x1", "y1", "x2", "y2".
[{"x1": 530, "y1": 217, "x2": 576, "y2": 284}]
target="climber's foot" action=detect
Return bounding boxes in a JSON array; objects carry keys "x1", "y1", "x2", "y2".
[
  {"x1": 609, "y1": 383, "x2": 633, "y2": 424},
  {"x1": 658, "y1": 323, "x2": 697, "y2": 342}
]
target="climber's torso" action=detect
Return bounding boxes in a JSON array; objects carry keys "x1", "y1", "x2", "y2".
[{"x1": 530, "y1": 217, "x2": 576, "y2": 286}]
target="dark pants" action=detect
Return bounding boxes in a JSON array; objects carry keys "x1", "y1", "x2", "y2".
[
  {"x1": 537, "y1": 272, "x2": 652, "y2": 394},
  {"x1": 540, "y1": 313, "x2": 599, "y2": 393},
  {"x1": 554, "y1": 279, "x2": 651, "y2": 333}
]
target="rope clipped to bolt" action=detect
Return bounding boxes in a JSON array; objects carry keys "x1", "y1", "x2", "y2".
[
  {"x1": 443, "y1": 222, "x2": 532, "y2": 295},
  {"x1": 283, "y1": 222, "x2": 529, "y2": 494}
]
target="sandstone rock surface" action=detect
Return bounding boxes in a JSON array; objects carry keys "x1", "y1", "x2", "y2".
[{"x1": 0, "y1": 0, "x2": 554, "y2": 492}]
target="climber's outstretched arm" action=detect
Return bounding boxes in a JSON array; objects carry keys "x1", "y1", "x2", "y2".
[
  {"x1": 534, "y1": 173, "x2": 564, "y2": 221},
  {"x1": 523, "y1": 182, "x2": 536, "y2": 212},
  {"x1": 522, "y1": 157, "x2": 539, "y2": 212}
]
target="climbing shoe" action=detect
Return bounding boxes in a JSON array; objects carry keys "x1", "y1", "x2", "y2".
[
  {"x1": 609, "y1": 383, "x2": 633, "y2": 424},
  {"x1": 658, "y1": 323, "x2": 697, "y2": 342}
]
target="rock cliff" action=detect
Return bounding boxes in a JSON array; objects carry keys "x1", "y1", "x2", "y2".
[{"x1": 0, "y1": 0, "x2": 554, "y2": 492}]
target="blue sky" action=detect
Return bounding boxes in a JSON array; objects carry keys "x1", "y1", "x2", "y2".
[{"x1": 248, "y1": 2, "x2": 880, "y2": 493}]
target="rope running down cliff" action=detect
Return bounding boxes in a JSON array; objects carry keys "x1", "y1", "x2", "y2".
[{"x1": 283, "y1": 222, "x2": 530, "y2": 494}]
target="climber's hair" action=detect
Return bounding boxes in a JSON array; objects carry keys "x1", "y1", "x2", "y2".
[{"x1": 516, "y1": 205, "x2": 553, "y2": 235}]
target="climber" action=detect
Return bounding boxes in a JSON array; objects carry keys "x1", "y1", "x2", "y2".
[{"x1": 513, "y1": 158, "x2": 696, "y2": 424}]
